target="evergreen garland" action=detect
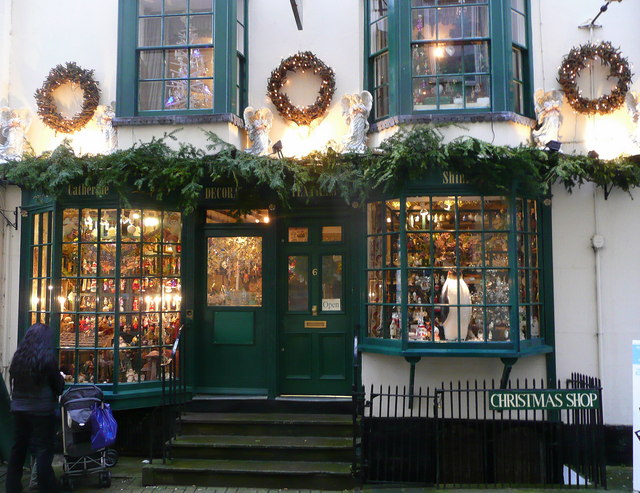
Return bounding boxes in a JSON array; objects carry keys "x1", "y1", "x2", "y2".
[{"x1": 3, "y1": 126, "x2": 640, "y2": 213}]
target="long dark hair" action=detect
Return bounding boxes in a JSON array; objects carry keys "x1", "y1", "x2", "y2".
[{"x1": 9, "y1": 323, "x2": 57, "y2": 385}]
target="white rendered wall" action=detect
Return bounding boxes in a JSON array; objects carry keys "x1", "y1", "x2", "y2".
[
  {"x1": 247, "y1": 0, "x2": 365, "y2": 157},
  {"x1": 530, "y1": 0, "x2": 640, "y2": 426},
  {"x1": 531, "y1": 0, "x2": 640, "y2": 158},
  {"x1": 0, "y1": 185, "x2": 22, "y2": 386}
]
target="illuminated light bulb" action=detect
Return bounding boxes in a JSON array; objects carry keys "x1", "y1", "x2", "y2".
[
  {"x1": 143, "y1": 217, "x2": 160, "y2": 227},
  {"x1": 263, "y1": 216, "x2": 270, "y2": 224},
  {"x1": 132, "y1": 213, "x2": 140, "y2": 220},
  {"x1": 434, "y1": 46, "x2": 445, "y2": 58},
  {"x1": 58, "y1": 296, "x2": 66, "y2": 308}
]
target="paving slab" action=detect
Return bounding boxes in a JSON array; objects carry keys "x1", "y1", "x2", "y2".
[{"x1": 0, "y1": 456, "x2": 633, "y2": 493}]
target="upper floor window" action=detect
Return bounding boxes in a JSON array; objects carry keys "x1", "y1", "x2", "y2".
[
  {"x1": 369, "y1": 0, "x2": 390, "y2": 120},
  {"x1": 118, "y1": 0, "x2": 245, "y2": 117},
  {"x1": 137, "y1": 0, "x2": 215, "y2": 111},
  {"x1": 411, "y1": 0, "x2": 490, "y2": 111},
  {"x1": 367, "y1": 0, "x2": 532, "y2": 120}
]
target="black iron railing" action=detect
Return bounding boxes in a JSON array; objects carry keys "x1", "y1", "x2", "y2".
[
  {"x1": 351, "y1": 329, "x2": 365, "y2": 485},
  {"x1": 148, "y1": 325, "x2": 187, "y2": 463},
  {"x1": 357, "y1": 374, "x2": 605, "y2": 488}
]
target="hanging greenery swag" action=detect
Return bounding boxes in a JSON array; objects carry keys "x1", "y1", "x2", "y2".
[{"x1": 3, "y1": 126, "x2": 640, "y2": 214}]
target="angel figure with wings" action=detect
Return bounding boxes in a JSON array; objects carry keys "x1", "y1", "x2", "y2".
[
  {"x1": 532, "y1": 89, "x2": 563, "y2": 149},
  {"x1": 95, "y1": 103, "x2": 117, "y2": 154},
  {"x1": 0, "y1": 107, "x2": 31, "y2": 161},
  {"x1": 626, "y1": 92, "x2": 640, "y2": 147},
  {"x1": 243, "y1": 107, "x2": 273, "y2": 156},
  {"x1": 341, "y1": 91, "x2": 373, "y2": 154}
]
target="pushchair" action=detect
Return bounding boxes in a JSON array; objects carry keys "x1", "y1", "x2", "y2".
[{"x1": 59, "y1": 385, "x2": 115, "y2": 489}]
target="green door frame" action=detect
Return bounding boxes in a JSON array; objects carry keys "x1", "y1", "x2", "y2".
[
  {"x1": 193, "y1": 218, "x2": 276, "y2": 395},
  {"x1": 276, "y1": 205, "x2": 360, "y2": 396}
]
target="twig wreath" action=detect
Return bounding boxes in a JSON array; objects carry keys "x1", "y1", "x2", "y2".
[
  {"x1": 35, "y1": 62, "x2": 101, "y2": 134},
  {"x1": 267, "y1": 51, "x2": 336, "y2": 126},
  {"x1": 557, "y1": 41, "x2": 632, "y2": 115}
]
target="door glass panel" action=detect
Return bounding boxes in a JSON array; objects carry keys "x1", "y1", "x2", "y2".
[
  {"x1": 322, "y1": 226, "x2": 342, "y2": 242},
  {"x1": 207, "y1": 236, "x2": 262, "y2": 306},
  {"x1": 288, "y1": 227, "x2": 308, "y2": 243},
  {"x1": 321, "y1": 255, "x2": 342, "y2": 312},
  {"x1": 288, "y1": 255, "x2": 308, "y2": 311}
]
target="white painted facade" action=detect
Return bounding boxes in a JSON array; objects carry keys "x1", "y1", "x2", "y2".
[{"x1": 0, "y1": 0, "x2": 639, "y2": 427}]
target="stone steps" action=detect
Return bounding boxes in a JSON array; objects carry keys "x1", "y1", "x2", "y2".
[{"x1": 142, "y1": 403, "x2": 356, "y2": 490}]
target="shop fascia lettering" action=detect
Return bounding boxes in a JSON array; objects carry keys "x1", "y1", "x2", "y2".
[{"x1": 489, "y1": 390, "x2": 600, "y2": 410}]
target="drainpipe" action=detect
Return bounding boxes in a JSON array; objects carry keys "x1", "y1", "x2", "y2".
[{"x1": 591, "y1": 194, "x2": 605, "y2": 387}]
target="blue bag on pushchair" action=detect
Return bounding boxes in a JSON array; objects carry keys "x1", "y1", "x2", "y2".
[{"x1": 90, "y1": 402, "x2": 117, "y2": 450}]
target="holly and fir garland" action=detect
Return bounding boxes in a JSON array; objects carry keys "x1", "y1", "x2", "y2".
[
  {"x1": 267, "y1": 51, "x2": 336, "y2": 126},
  {"x1": 35, "y1": 62, "x2": 101, "y2": 134},
  {"x1": 557, "y1": 41, "x2": 632, "y2": 115}
]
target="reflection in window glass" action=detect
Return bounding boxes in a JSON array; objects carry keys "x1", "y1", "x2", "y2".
[
  {"x1": 288, "y1": 256, "x2": 308, "y2": 311},
  {"x1": 207, "y1": 237, "x2": 262, "y2": 306},
  {"x1": 322, "y1": 255, "x2": 343, "y2": 310},
  {"x1": 137, "y1": 1, "x2": 214, "y2": 111}
]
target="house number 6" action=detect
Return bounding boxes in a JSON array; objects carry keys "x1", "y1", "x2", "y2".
[{"x1": 312, "y1": 268, "x2": 318, "y2": 276}]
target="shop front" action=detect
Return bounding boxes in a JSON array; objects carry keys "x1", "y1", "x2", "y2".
[{"x1": 19, "y1": 187, "x2": 360, "y2": 408}]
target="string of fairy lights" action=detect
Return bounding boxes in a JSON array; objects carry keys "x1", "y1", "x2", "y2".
[
  {"x1": 557, "y1": 41, "x2": 632, "y2": 115},
  {"x1": 34, "y1": 62, "x2": 101, "y2": 134},
  {"x1": 266, "y1": 51, "x2": 336, "y2": 126}
]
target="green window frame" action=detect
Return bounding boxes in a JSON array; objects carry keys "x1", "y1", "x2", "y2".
[
  {"x1": 362, "y1": 185, "x2": 552, "y2": 358},
  {"x1": 365, "y1": 0, "x2": 533, "y2": 120},
  {"x1": 56, "y1": 206, "x2": 182, "y2": 385},
  {"x1": 117, "y1": 0, "x2": 245, "y2": 117},
  {"x1": 20, "y1": 201, "x2": 183, "y2": 387},
  {"x1": 27, "y1": 211, "x2": 54, "y2": 327},
  {"x1": 368, "y1": 0, "x2": 391, "y2": 120}
]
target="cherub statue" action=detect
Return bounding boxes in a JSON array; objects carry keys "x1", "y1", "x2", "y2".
[
  {"x1": 243, "y1": 107, "x2": 273, "y2": 156},
  {"x1": 625, "y1": 92, "x2": 640, "y2": 147},
  {"x1": 95, "y1": 103, "x2": 117, "y2": 153},
  {"x1": 532, "y1": 89, "x2": 563, "y2": 149},
  {"x1": 341, "y1": 91, "x2": 373, "y2": 153},
  {"x1": 0, "y1": 107, "x2": 32, "y2": 161}
]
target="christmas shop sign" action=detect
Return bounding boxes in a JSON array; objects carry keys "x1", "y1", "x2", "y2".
[{"x1": 489, "y1": 389, "x2": 600, "y2": 410}]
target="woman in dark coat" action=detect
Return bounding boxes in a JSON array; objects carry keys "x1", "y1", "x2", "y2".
[{"x1": 6, "y1": 323, "x2": 65, "y2": 493}]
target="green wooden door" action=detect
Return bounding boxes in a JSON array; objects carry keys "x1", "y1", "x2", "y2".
[
  {"x1": 196, "y1": 227, "x2": 273, "y2": 394},
  {"x1": 279, "y1": 218, "x2": 353, "y2": 396}
]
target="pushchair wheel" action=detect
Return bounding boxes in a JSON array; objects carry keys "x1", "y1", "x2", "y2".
[
  {"x1": 98, "y1": 470, "x2": 111, "y2": 488},
  {"x1": 60, "y1": 475, "x2": 73, "y2": 491},
  {"x1": 105, "y1": 448, "x2": 119, "y2": 467}
]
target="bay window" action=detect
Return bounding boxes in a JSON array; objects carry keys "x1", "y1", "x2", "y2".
[
  {"x1": 57, "y1": 207, "x2": 182, "y2": 384},
  {"x1": 363, "y1": 188, "x2": 549, "y2": 357},
  {"x1": 367, "y1": 0, "x2": 532, "y2": 121}
]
